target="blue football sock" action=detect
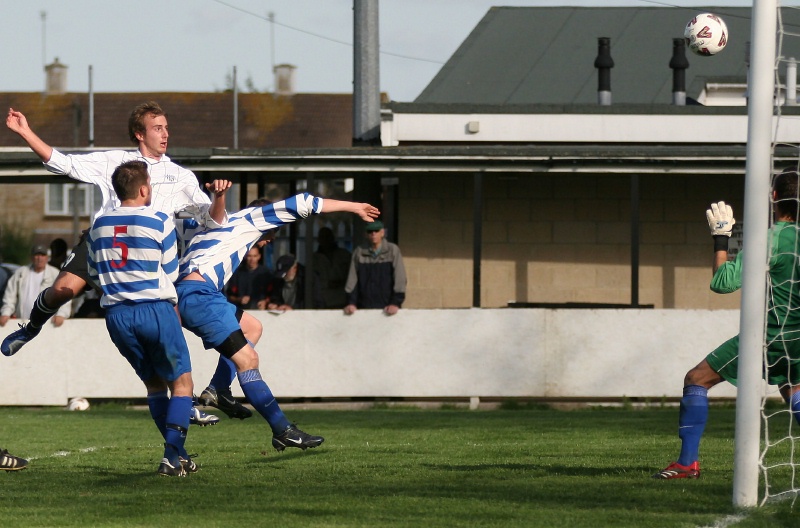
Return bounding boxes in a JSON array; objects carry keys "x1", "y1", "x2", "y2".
[
  {"x1": 147, "y1": 390, "x2": 169, "y2": 439},
  {"x1": 238, "y1": 369, "x2": 290, "y2": 435},
  {"x1": 209, "y1": 356, "x2": 237, "y2": 391},
  {"x1": 677, "y1": 385, "x2": 708, "y2": 466},
  {"x1": 790, "y1": 391, "x2": 800, "y2": 427},
  {"x1": 164, "y1": 395, "x2": 192, "y2": 463}
]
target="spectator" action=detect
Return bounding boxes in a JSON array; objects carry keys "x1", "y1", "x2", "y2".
[
  {"x1": 0, "y1": 254, "x2": 9, "y2": 304},
  {"x1": 344, "y1": 220, "x2": 407, "y2": 316},
  {"x1": 227, "y1": 246, "x2": 271, "y2": 309},
  {"x1": 48, "y1": 238, "x2": 69, "y2": 269},
  {"x1": 313, "y1": 227, "x2": 351, "y2": 309},
  {"x1": 0, "y1": 245, "x2": 71, "y2": 328},
  {"x1": 264, "y1": 254, "x2": 322, "y2": 311}
]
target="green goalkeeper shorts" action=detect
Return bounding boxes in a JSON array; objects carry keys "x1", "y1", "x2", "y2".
[{"x1": 706, "y1": 327, "x2": 800, "y2": 387}]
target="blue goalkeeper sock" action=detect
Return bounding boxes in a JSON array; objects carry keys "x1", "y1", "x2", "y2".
[
  {"x1": 147, "y1": 390, "x2": 169, "y2": 439},
  {"x1": 677, "y1": 385, "x2": 708, "y2": 466},
  {"x1": 790, "y1": 391, "x2": 800, "y2": 427},
  {"x1": 164, "y1": 395, "x2": 192, "y2": 463},
  {"x1": 238, "y1": 369, "x2": 290, "y2": 435},
  {"x1": 209, "y1": 356, "x2": 237, "y2": 392}
]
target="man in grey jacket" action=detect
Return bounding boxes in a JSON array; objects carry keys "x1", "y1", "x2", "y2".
[{"x1": 344, "y1": 220, "x2": 407, "y2": 316}]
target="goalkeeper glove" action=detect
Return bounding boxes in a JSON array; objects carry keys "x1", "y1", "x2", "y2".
[{"x1": 706, "y1": 201, "x2": 735, "y2": 237}]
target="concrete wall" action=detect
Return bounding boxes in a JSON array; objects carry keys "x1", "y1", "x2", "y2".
[{"x1": 0, "y1": 308, "x2": 741, "y2": 406}]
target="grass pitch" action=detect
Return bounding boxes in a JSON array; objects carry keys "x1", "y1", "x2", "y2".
[{"x1": 0, "y1": 404, "x2": 796, "y2": 527}]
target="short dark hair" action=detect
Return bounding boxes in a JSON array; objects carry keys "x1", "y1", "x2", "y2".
[
  {"x1": 49, "y1": 238, "x2": 68, "y2": 257},
  {"x1": 247, "y1": 197, "x2": 273, "y2": 208},
  {"x1": 774, "y1": 167, "x2": 800, "y2": 221},
  {"x1": 128, "y1": 101, "x2": 167, "y2": 144},
  {"x1": 112, "y1": 161, "x2": 149, "y2": 201}
]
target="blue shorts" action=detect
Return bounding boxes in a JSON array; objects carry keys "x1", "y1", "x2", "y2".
[
  {"x1": 105, "y1": 301, "x2": 191, "y2": 383},
  {"x1": 176, "y1": 280, "x2": 240, "y2": 350}
]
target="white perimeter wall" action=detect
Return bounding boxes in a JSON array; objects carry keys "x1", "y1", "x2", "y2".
[{"x1": 0, "y1": 309, "x2": 741, "y2": 406}]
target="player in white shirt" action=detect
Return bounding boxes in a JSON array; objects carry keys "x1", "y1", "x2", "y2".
[
  {"x1": 3, "y1": 102, "x2": 228, "y2": 425},
  {"x1": 3, "y1": 102, "x2": 228, "y2": 356}
]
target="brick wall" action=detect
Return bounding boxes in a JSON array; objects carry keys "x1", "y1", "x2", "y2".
[{"x1": 1, "y1": 184, "x2": 86, "y2": 253}]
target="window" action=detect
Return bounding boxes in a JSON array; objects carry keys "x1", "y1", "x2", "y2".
[{"x1": 45, "y1": 183, "x2": 102, "y2": 216}]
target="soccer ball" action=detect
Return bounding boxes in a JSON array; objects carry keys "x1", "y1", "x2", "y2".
[
  {"x1": 684, "y1": 13, "x2": 729, "y2": 56},
  {"x1": 67, "y1": 397, "x2": 90, "y2": 411}
]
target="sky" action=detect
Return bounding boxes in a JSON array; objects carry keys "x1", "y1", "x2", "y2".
[{"x1": 0, "y1": 0, "x2": 766, "y2": 102}]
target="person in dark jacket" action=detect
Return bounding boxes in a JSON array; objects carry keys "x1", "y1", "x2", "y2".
[
  {"x1": 265, "y1": 254, "x2": 323, "y2": 310},
  {"x1": 344, "y1": 220, "x2": 407, "y2": 316},
  {"x1": 227, "y1": 246, "x2": 271, "y2": 309}
]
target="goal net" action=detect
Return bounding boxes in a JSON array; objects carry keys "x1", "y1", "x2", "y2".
[{"x1": 759, "y1": 3, "x2": 800, "y2": 507}]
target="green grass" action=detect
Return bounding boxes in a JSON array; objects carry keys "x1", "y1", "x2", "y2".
[{"x1": 0, "y1": 405, "x2": 797, "y2": 527}]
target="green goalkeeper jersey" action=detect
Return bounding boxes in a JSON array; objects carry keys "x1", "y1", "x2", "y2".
[{"x1": 711, "y1": 221, "x2": 800, "y2": 328}]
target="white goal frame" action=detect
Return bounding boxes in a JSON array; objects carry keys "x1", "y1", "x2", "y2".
[{"x1": 734, "y1": 0, "x2": 778, "y2": 508}]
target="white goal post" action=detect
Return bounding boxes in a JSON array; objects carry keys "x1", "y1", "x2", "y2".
[{"x1": 733, "y1": 0, "x2": 778, "y2": 509}]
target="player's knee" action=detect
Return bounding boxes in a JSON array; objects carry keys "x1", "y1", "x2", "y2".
[
  {"x1": 144, "y1": 377, "x2": 168, "y2": 394},
  {"x1": 229, "y1": 347, "x2": 259, "y2": 372},
  {"x1": 242, "y1": 318, "x2": 263, "y2": 344},
  {"x1": 684, "y1": 361, "x2": 719, "y2": 388},
  {"x1": 227, "y1": 339, "x2": 259, "y2": 371},
  {"x1": 170, "y1": 373, "x2": 194, "y2": 397}
]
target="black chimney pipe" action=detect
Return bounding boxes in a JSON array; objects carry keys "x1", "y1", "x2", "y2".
[
  {"x1": 669, "y1": 38, "x2": 689, "y2": 105},
  {"x1": 594, "y1": 37, "x2": 614, "y2": 105}
]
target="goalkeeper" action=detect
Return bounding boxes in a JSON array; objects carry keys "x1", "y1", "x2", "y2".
[{"x1": 654, "y1": 168, "x2": 800, "y2": 480}]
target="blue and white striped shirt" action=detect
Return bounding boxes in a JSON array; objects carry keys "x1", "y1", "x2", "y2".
[
  {"x1": 178, "y1": 193, "x2": 323, "y2": 291},
  {"x1": 88, "y1": 206, "x2": 180, "y2": 307}
]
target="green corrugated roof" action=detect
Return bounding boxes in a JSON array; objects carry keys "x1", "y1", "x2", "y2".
[{"x1": 416, "y1": 6, "x2": 800, "y2": 105}]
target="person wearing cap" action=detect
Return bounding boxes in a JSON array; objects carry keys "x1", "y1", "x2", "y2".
[
  {"x1": 264, "y1": 254, "x2": 323, "y2": 311},
  {"x1": 344, "y1": 220, "x2": 407, "y2": 316},
  {"x1": 0, "y1": 245, "x2": 71, "y2": 328}
]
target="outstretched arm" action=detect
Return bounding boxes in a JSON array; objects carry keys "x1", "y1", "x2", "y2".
[
  {"x1": 321, "y1": 198, "x2": 380, "y2": 222},
  {"x1": 6, "y1": 108, "x2": 53, "y2": 162}
]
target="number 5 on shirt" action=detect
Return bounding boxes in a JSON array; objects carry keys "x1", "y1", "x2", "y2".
[{"x1": 111, "y1": 225, "x2": 129, "y2": 269}]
